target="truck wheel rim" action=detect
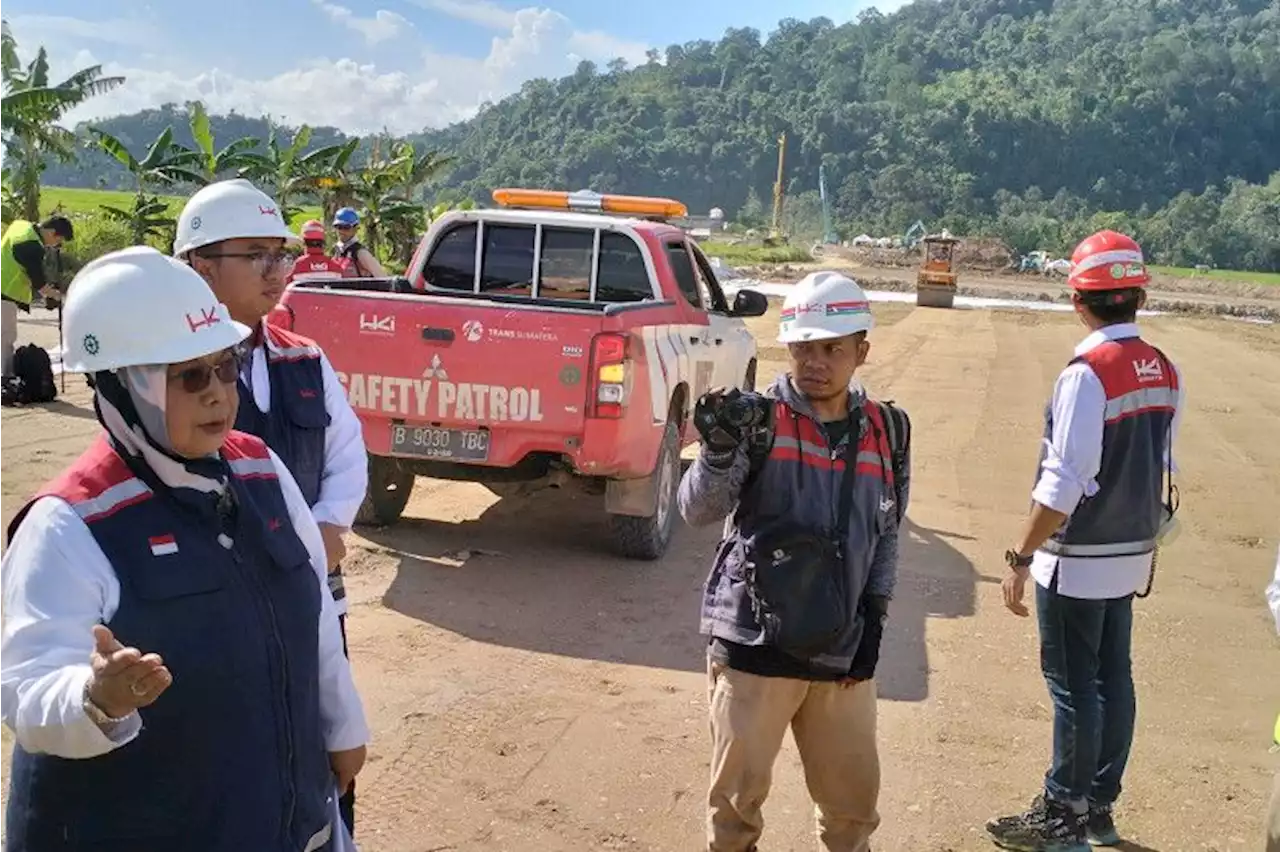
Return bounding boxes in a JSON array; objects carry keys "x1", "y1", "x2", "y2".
[{"x1": 656, "y1": 443, "x2": 675, "y2": 530}]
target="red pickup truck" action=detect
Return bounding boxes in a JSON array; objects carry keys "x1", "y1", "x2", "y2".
[{"x1": 268, "y1": 189, "x2": 768, "y2": 558}]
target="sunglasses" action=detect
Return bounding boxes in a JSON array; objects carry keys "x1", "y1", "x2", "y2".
[
  {"x1": 169, "y1": 353, "x2": 241, "y2": 394},
  {"x1": 202, "y1": 250, "x2": 296, "y2": 277},
  {"x1": 334, "y1": 224, "x2": 356, "y2": 231}
]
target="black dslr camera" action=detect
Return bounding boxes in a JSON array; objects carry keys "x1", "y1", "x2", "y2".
[{"x1": 717, "y1": 390, "x2": 772, "y2": 431}]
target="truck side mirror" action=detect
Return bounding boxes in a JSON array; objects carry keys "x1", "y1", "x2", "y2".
[{"x1": 730, "y1": 288, "x2": 769, "y2": 318}]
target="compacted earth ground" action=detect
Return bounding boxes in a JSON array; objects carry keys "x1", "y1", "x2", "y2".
[{"x1": 2, "y1": 282, "x2": 1277, "y2": 851}]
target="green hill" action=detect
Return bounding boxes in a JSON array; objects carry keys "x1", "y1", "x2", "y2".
[{"x1": 32, "y1": 0, "x2": 1280, "y2": 271}]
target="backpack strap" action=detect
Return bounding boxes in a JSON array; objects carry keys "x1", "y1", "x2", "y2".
[{"x1": 874, "y1": 399, "x2": 911, "y2": 524}]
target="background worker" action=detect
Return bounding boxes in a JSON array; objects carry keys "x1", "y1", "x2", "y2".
[
  {"x1": 1, "y1": 215, "x2": 73, "y2": 376},
  {"x1": 678, "y1": 271, "x2": 911, "y2": 852},
  {"x1": 1267, "y1": 543, "x2": 1280, "y2": 852},
  {"x1": 0, "y1": 247, "x2": 368, "y2": 850},
  {"x1": 288, "y1": 219, "x2": 347, "y2": 285},
  {"x1": 989, "y1": 230, "x2": 1183, "y2": 852},
  {"x1": 175, "y1": 178, "x2": 369, "y2": 834},
  {"x1": 330, "y1": 207, "x2": 386, "y2": 279}
]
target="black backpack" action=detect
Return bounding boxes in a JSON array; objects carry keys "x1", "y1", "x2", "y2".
[{"x1": 3, "y1": 344, "x2": 58, "y2": 406}]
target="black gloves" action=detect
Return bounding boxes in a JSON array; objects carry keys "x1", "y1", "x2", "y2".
[
  {"x1": 693, "y1": 389, "x2": 745, "y2": 467},
  {"x1": 848, "y1": 594, "x2": 889, "y2": 681}
]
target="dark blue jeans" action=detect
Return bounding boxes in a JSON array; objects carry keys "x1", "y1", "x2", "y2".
[{"x1": 1035, "y1": 576, "x2": 1136, "y2": 806}]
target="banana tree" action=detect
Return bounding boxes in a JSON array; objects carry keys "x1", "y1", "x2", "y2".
[
  {"x1": 348, "y1": 139, "x2": 457, "y2": 260},
  {"x1": 186, "y1": 100, "x2": 262, "y2": 184},
  {"x1": 90, "y1": 127, "x2": 203, "y2": 243},
  {"x1": 2, "y1": 20, "x2": 125, "y2": 220}
]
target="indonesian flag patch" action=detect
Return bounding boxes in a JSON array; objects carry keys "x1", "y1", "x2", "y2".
[{"x1": 149, "y1": 534, "x2": 179, "y2": 556}]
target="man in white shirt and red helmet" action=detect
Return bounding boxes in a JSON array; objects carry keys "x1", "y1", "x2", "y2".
[{"x1": 988, "y1": 230, "x2": 1183, "y2": 852}]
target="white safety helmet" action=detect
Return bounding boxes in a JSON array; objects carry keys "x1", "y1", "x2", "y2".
[
  {"x1": 63, "y1": 246, "x2": 251, "y2": 373},
  {"x1": 777, "y1": 271, "x2": 874, "y2": 344},
  {"x1": 173, "y1": 178, "x2": 301, "y2": 258}
]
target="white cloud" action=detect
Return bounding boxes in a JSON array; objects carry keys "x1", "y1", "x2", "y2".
[
  {"x1": 24, "y1": 6, "x2": 653, "y2": 136},
  {"x1": 4, "y1": 14, "x2": 165, "y2": 49},
  {"x1": 311, "y1": 1, "x2": 412, "y2": 45},
  {"x1": 407, "y1": 0, "x2": 517, "y2": 30}
]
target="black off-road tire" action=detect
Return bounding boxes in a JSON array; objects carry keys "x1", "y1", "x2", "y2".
[
  {"x1": 354, "y1": 455, "x2": 415, "y2": 526},
  {"x1": 609, "y1": 421, "x2": 680, "y2": 560}
]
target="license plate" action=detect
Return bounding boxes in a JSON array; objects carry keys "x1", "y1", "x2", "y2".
[{"x1": 390, "y1": 424, "x2": 490, "y2": 462}]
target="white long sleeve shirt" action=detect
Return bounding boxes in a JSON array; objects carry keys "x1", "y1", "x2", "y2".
[
  {"x1": 247, "y1": 336, "x2": 368, "y2": 532},
  {"x1": 1267, "y1": 544, "x2": 1280, "y2": 636},
  {"x1": 0, "y1": 448, "x2": 370, "y2": 760},
  {"x1": 1029, "y1": 323, "x2": 1185, "y2": 600}
]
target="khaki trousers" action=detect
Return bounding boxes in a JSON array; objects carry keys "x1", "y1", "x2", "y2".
[
  {"x1": 2, "y1": 299, "x2": 18, "y2": 377},
  {"x1": 1266, "y1": 767, "x2": 1280, "y2": 852},
  {"x1": 706, "y1": 659, "x2": 880, "y2": 852}
]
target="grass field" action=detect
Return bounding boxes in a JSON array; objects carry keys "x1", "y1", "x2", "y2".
[
  {"x1": 41, "y1": 186, "x2": 322, "y2": 227},
  {"x1": 699, "y1": 240, "x2": 814, "y2": 265},
  {"x1": 1149, "y1": 263, "x2": 1280, "y2": 285}
]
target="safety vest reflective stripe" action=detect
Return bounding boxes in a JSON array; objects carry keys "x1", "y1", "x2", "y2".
[
  {"x1": 1039, "y1": 537, "x2": 1156, "y2": 558},
  {"x1": 768, "y1": 399, "x2": 894, "y2": 483},
  {"x1": 67, "y1": 477, "x2": 153, "y2": 522},
  {"x1": 227, "y1": 455, "x2": 278, "y2": 480},
  {"x1": 1103, "y1": 385, "x2": 1178, "y2": 423}
]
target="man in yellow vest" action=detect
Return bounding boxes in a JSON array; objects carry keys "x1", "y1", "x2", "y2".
[{"x1": 1, "y1": 216, "x2": 74, "y2": 376}]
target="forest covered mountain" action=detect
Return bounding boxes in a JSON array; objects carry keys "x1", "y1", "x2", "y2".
[{"x1": 40, "y1": 0, "x2": 1280, "y2": 269}]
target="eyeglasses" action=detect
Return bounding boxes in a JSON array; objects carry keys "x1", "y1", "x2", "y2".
[
  {"x1": 334, "y1": 224, "x2": 356, "y2": 231},
  {"x1": 169, "y1": 353, "x2": 241, "y2": 394},
  {"x1": 201, "y1": 250, "x2": 296, "y2": 277}
]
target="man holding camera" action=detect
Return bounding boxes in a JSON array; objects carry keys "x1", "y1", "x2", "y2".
[{"x1": 679, "y1": 271, "x2": 910, "y2": 852}]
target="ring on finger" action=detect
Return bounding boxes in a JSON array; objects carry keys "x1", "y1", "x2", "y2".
[{"x1": 130, "y1": 680, "x2": 147, "y2": 697}]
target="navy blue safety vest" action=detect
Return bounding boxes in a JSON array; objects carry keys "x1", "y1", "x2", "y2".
[
  {"x1": 4, "y1": 433, "x2": 333, "y2": 852},
  {"x1": 1039, "y1": 336, "x2": 1179, "y2": 558},
  {"x1": 235, "y1": 324, "x2": 330, "y2": 508},
  {"x1": 700, "y1": 394, "x2": 898, "y2": 674}
]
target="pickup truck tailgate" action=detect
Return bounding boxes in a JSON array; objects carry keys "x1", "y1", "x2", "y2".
[{"x1": 293, "y1": 293, "x2": 600, "y2": 466}]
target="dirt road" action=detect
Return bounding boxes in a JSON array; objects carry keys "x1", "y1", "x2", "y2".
[{"x1": 2, "y1": 302, "x2": 1278, "y2": 851}]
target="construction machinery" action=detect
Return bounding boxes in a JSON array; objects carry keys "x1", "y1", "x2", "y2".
[
  {"x1": 768, "y1": 131, "x2": 787, "y2": 242},
  {"x1": 818, "y1": 164, "x2": 839, "y2": 245},
  {"x1": 902, "y1": 220, "x2": 927, "y2": 251},
  {"x1": 916, "y1": 234, "x2": 959, "y2": 308}
]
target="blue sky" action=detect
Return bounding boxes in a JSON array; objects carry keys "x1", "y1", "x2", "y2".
[{"x1": 4, "y1": 0, "x2": 910, "y2": 134}]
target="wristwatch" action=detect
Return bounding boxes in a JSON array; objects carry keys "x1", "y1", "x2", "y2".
[
  {"x1": 1004, "y1": 548, "x2": 1034, "y2": 570},
  {"x1": 82, "y1": 681, "x2": 131, "y2": 728}
]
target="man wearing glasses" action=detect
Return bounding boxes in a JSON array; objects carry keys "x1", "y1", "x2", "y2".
[{"x1": 174, "y1": 178, "x2": 369, "y2": 837}]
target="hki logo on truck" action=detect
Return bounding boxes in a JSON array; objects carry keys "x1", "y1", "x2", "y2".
[{"x1": 335, "y1": 357, "x2": 545, "y2": 422}]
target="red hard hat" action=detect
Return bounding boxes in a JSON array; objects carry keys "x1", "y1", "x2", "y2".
[
  {"x1": 1068, "y1": 230, "x2": 1150, "y2": 291},
  {"x1": 300, "y1": 219, "x2": 326, "y2": 241}
]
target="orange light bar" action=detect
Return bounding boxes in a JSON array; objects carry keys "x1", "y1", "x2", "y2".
[{"x1": 491, "y1": 188, "x2": 688, "y2": 219}]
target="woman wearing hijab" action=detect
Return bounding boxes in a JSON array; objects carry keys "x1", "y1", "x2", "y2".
[{"x1": 1, "y1": 246, "x2": 369, "y2": 851}]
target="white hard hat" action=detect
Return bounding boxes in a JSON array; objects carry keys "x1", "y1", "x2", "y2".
[
  {"x1": 777, "y1": 271, "x2": 874, "y2": 344},
  {"x1": 173, "y1": 178, "x2": 301, "y2": 257},
  {"x1": 63, "y1": 246, "x2": 251, "y2": 373}
]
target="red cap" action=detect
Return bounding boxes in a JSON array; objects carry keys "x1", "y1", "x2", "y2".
[{"x1": 1068, "y1": 230, "x2": 1150, "y2": 291}]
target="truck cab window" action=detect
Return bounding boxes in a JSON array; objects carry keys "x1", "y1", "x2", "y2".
[
  {"x1": 424, "y1": 223, "x2": 477, "y2": 291},
  {"x1": 539, "y1": 228, "x2": 593, "y2": 300},
  {"x1": 689, "y1": 243, "x2": 730, "y2": 313},
  {"x1": 664, "y1": 242, "x2": 703, "y2": 308},
  {"x1": 481, "y1": 224, "x2": 536, "y2": 295},
  {"x1": 595, "y1": 232, "x2": 652, "y2": 303}
]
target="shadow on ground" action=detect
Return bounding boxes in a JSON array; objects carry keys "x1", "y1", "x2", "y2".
[{"x1": 368, "y1": 489, "x2": 979, "y2": 699}]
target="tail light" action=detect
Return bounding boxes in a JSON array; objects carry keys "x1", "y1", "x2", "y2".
[
  {"x1": 589, "y1": 332, "x2": 630, "y2": 418},
  {"x1": 266, "y1": 303, "x2": 295, "y2": 331}
]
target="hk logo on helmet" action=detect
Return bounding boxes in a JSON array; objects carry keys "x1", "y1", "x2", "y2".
[
  {"x1": 258, "y1": 205, "x2": 277, "y2": 217},
  {"x1": 186, "y1": 307, "x2": 221, "y2": 332}
]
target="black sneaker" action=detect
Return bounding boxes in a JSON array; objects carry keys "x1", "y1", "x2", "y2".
[
  {"x1": 986, "y1": 795, "x2": 1089, "y2": 852},
  {"x1": 1085, "y1": 803, "x2": 1120, "y2": 847}
]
